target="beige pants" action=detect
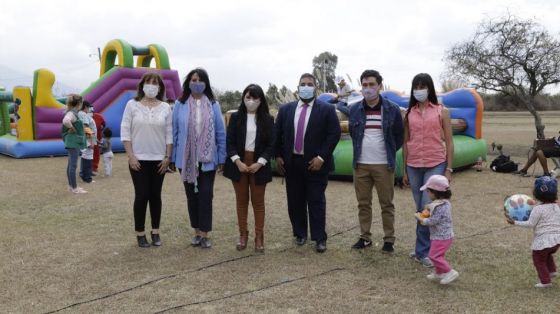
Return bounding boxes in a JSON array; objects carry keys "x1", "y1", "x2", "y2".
[{"x1": 353, "y1": 164, "x2": 396, "y2": 243}]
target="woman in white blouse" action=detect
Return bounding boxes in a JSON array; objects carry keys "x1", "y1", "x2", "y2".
[
  {"x1": 223, "y1": 84, "x2": 274, "y2": 252},
  {"x1": 121, "y1": 73, "x2": 172, "y2": 248}
]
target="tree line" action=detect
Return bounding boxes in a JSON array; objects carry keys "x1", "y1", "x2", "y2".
[{"x1": 214, "y1": 12, "x2": 560, "y2": 139}]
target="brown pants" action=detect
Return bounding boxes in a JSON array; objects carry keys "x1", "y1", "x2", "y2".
[
  {"x1": 353, "y1": 164, "x2": 396, "y2": 243},
  {"x1": 232, "y1": 151, "x2": 266, "y2": 237}
]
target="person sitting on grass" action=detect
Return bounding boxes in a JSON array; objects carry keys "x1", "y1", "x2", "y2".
[
  {"x1": 505, "y1": 176, "x2": 560, "y2": 288},
  {"x1": 514, "y1": 133, "x2": 560, "y2": 177}
]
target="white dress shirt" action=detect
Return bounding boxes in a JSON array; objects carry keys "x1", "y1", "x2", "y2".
[
  {"x1": 293, "y1": 100, "x2": 314, "y2": 154},
  {"x1": 230, "y1": 113, "x2": 267, "y2": 165}
]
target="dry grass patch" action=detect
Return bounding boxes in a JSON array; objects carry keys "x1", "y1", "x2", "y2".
[{"x1": 1, "y1": 111, "x2": 559, "y2": 313}]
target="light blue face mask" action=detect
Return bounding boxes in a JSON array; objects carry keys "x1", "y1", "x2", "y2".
[
  {"x1": 413, "y1": 89, "x2": 429, "y2": 102},
  {"x1": 189, "y1": 81, "x2": 206, "y2": 95},
  {"x1": 298, "y1": 86, "x2": 315, "y2": 100}
]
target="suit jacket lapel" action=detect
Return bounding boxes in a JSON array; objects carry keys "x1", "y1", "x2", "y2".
[
  {"x1": 304, "y1": 101, "x2": 320, "y2": 143},
  {"x1": 286, "y1": 102, "x2": 297, "y2": 147}
]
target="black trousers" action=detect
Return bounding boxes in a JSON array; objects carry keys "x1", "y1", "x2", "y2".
[
  {"x1": 285, "y1": 155, "x2": 328, "y2": 242},
  {"x1": 182, "y1": 168, "x2": 216, "y2": 233},
  {"x1": 130, "y1": 161, "x2": 165, "y2": 232}
]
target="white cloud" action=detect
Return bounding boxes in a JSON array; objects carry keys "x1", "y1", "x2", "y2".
[{"x1": 1, "y1": 0, "x2": 559, "y2": 93}]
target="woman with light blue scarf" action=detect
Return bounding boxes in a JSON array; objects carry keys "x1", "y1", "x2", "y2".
[{"x1": 170, "y1": 68, "x2": 226, "y2": 249}]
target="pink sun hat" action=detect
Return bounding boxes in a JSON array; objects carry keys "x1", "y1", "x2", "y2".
[{"x1": 420, "y1": 175, "x2": 450, "y2": 192}]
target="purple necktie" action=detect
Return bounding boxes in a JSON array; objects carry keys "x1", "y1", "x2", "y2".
[{"x1": 294, "y1": 103, "x2": 309, "y2": 154}]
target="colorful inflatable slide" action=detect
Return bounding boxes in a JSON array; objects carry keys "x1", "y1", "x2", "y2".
[{"x1": 0, "y1": 39, "x2": 182, "y2": 158}]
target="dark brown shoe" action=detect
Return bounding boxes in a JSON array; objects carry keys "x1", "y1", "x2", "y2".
[
  {"x1": 255, "y1": 232, "x2": 264, "y2": 253},
  {"x1": 236, "y1": 231, "x2": 248, "y2": 251}
]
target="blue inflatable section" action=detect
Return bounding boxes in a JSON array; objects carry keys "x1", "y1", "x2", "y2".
[
  {"x1": 0, "y1": 90, "x2": 133, "y2": 158},
  {"x1": 0, "y1": 135, "x2": 124, "y2": 158},
  {"x1": 381, "y1": 90, "x2": 478, "y2": 138},
  {"x1": 101, "y1": 90, "x2": 135, "y2": 138}
]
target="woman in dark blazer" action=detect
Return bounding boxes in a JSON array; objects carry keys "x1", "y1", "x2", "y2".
[{"x1": 223, "y1": 84, "x2": 275, "y2": 253}]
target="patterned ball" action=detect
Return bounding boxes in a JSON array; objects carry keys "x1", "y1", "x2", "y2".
[{"x1": 504, "y1": 194, "x2": 536, "y2": 221}]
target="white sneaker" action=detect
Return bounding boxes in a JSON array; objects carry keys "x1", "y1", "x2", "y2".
[
  {"x1": 440, "y1": 269, "x2": 459, "y2": 285},
  {"x1": 426, "y1": 272, "x2": 444, "y2": 281},
  {"x1": 535, "y1": 282, "x2": 552, "y2": 288},
  {"x1": 551, "y1": 272, "x2": 558, "y2": 278},
  {"x1": 72, "y1": 187, "x2": 88, "y2": 194}
]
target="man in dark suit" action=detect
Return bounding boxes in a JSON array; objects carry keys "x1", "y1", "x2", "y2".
[{"x1": 275, "y1": 73, "x2": 341, "y2": 253}]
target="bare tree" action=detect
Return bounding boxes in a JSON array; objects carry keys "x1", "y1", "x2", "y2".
[
  {"x1": 443, "y1": 14, "x2": 560, "y2": 139},
  {"x1": 312, "y1": 52, "x2": 338, "y2": 93}
]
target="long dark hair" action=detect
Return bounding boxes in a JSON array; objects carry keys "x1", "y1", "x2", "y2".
[
  {"x1": 179, "y1": 68, "x2": 215, "y2": 103},
  {"x1": 134, "y1": 72, "x2": 166, "y2": 101},
  {"x1": 237, "y1": 84, "x2": 272, "y2": 142},
  {"x1": 405, "y1": 73, "x2": 438, "y2": 122}
]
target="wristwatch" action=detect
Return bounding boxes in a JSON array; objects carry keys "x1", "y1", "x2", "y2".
[{"x1": 446, "y1": 168, "x2": 453, "y2": 173}]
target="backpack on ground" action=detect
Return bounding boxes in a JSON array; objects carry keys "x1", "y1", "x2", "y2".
[{"x1": 490, "y1": 154, "x2": 518, "y2": 173}]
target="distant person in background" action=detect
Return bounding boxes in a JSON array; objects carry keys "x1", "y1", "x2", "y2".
[
  {"x1": 514, "y1": 133, "x2": 560, "y2": 177},
  {"x1": 121, "y1": 72, "x2": 172, "y2": 248},
  {"x1": 79, "y1": 101, "x2": 96, "y2": 183},
  {"x1": 92, "y1": 106, "x2": 106, "y2": 175},
  {"x1": 335, "y1": 76, "x2": 353, "y2": 116},
  {"x1": 11, "y1": 98, "x2": 22, "y2": 136},
  {"x1": 61, "y1": 94, "x2": 87, "y2": 194},
  {"x1": 100, "y1": 127, "x2": 113, "y2": 176}
]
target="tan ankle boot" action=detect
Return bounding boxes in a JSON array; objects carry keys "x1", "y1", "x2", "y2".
[{"x1": 236, "y1": 231, "x2": 248, "y2": 251}]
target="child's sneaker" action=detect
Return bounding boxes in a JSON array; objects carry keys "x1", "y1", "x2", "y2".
[
  {"x1": 440, "y1": 269, "x2": 459, "y2": 284},
  {"x1": 534, "y1": 282, "x2": 552, "y2": 288},
  {"x1": 551, "y1": 272, "x2": 558, "y2": 278},
  {"x1": 426, "y1": 272, "x2": 444, "y2": 281}
]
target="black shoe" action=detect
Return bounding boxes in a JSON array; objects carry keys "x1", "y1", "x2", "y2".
[
  {"x1": 137, "y1": 235, "x2": 150, "y2": 248},
  {"x1": 352, "y1": 238, "x2": 372, "y2": 249},
  {"x1": 295, "y1": 236, "x2": 307, "y2": 246},
  {"x1": 151, "y1": 233, "x2": 161, "y2": 247},
  {"x1": 191, "y1": 235, "x2": 202, "y2": 246},
  {"x1": 200, "y1": 237, "x2": 212, "y2": 248},
  {"x1": 381, "y1": 242, "x2": 394, "y2": 254},
  {"x1": 315, "y1": 240, "x2": 327, "y2": 253}
]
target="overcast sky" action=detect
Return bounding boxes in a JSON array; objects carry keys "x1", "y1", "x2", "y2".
[{"x1": 1, "y1": 0, "x2": 559, "y2": 94}]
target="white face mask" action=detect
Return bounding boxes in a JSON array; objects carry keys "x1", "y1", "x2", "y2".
[
  {"x1": 245, "y1": 98, "x2": 261, "y2": 112},
  {"x1": 413, "y1": 89, "x2": 429, "y2": 102},
  {"x1": 143, "y1": 84, "x2": 159, "y2": 99}
]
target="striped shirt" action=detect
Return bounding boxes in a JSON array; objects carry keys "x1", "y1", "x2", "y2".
[{"x1": 357, "y1": 103, "x2": 387, "y2": 164}]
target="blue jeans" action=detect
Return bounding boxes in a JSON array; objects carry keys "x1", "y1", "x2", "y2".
[
  {"x1": 66, "y1": 148, "x2": 80, "y2": 189},
  {"x1": 80, "y1": 158, "x2": 93, "y2": 183},
  {"x1": 407, "y1": 162, "x2": 446, "y2": 259},
  {"x1": 336, "y1": 101, "x2": 350, "y2": 116}
]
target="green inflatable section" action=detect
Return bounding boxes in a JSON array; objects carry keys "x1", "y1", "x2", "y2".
[
  {"x1": 394, "y1": 135, "x2": 486, "y2": 177},
  {"x1": 272, "y1": 135, "x2": 487, "y2": 179}
]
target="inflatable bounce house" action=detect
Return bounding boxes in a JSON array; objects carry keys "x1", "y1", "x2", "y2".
[
  {"x1": 0, "y1": 39, "x2": 182, "y2": 158},
  {"x1": 317, "y1": 89, "x2": 487, "y2": 179}
]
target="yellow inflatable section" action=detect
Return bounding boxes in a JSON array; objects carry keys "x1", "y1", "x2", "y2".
[
  {"x1": 32, "y1": 69, "x2": 65, "y2": 109},
  {"x1": 12, "y1": 86, "x2": 33, "y2": 141}
]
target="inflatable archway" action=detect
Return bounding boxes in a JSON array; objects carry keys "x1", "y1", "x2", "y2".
[{"x1": 0, "y1": 39, "x2": 182, "y2": 158}]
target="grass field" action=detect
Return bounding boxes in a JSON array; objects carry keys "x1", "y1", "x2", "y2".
[{"x1": 1, "y1": 111, "x2": 559, "y2": 313}]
